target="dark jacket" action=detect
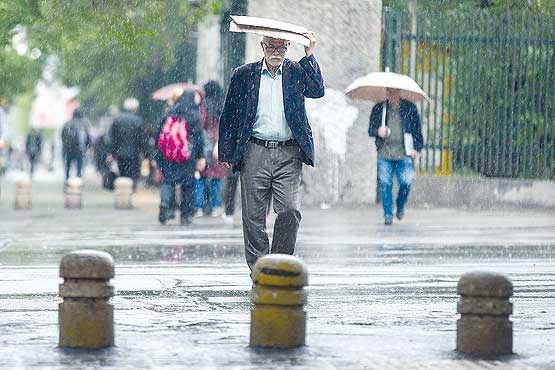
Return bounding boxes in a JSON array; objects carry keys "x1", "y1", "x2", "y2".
[
  {"x1": 154, "y1": 89, "x2": 205, "y2": 183},
  {"x1": 368, "y1": 99, "x2": 424, "y2": 152},
  {"x1": 109, "y1": 111, "x2": 145, "y2": 159},
  {"x1": 93, "y1": 134, "x2": 116, "y2": 190},
  {"x1": 26, "y1": 130, "x2": 43, "y2": 158},
  {"x1": 93, "y1": 134, "x2": 110, "y2": 174},
  {"x1": 218, "y1": 54, "x2": 325, "y2": 172},
  {"x1": 61, "y1": 113, "x2": 91, "y2": 156}
]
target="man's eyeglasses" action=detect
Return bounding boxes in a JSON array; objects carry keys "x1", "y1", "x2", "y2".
[{"x1": 263, "y1": 44, "x2": 288, "y2": 54}]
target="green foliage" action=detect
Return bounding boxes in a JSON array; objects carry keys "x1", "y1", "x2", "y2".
[
  {"x1": 0, "y1": 47, "x2": 42, "y2": 98},
  {"x1": 1, "y1": 0, "x2": 223, "y2": 120},
  {"x1": 0, "y1": 1, "x2": 42, "y2": 98},
  {"x1": 0, "y1": 0, "x2": 41, "y2": 47},
  {"x1": 10, "y1": 90, "x2": 35, "y2": 139}
]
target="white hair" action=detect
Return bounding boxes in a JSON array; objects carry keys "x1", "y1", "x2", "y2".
[
  {"x1": 262, "y1": 36, "x2": 289, "y2": 44},
  {"x1": 123, "y1": 97, "x2": 139, "y2": 112}
]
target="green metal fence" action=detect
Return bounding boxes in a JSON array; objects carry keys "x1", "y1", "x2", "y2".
[{"x1": 382, "y1": 9, "x2": 555, "y2": 179}]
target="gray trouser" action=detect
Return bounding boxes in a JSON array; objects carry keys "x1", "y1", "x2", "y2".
[{"x1": 240, "y1": 141, "x2": 303, "y2": 270}]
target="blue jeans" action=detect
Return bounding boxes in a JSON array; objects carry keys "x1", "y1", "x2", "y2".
[
  {"x1": 377, "y1": 157, "x2": 415, "y2": 220},
  {"x1": 193, "y1": 179, "x2": 204, "y2": 209},
  {"x1": 193, "y1": 178, "x2": 222, "y2": 210}
]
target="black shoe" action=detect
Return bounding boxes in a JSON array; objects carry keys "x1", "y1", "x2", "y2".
[
  {"x1": 384, "y1": 218, "x2": 393, "y2": 225},
  {"x1": 180, "y1": 216, "x2": 193, "y2": 226},
  {"x1": 396, "y1": 208, "x2": 405, "y2": 221},
  {"x1": 158, "y1": 207, "x2": 175, "y2": 224}
]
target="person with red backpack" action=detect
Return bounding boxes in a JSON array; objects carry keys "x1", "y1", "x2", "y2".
[{"x1": 155, "y1": 89, "x2": 206, "y2": 225}]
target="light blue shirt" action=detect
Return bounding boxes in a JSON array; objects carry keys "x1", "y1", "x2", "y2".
[{"x1": 252, "y1": 60, "x2": 292, "y2": 141}]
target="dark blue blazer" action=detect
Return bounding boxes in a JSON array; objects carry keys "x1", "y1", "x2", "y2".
[
  {"x1": 368, "y1": 99, "x2": 424, "y2": 152},
  {"x1": 218, "y1": 55, "x2": 325, "y2": 172}
]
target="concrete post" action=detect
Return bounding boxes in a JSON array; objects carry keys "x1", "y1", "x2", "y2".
[
  {"x1": 64, "y1": 177, "x2": 83, "y2": 209},
  {"x1": 456, "y1": 271, "x2": 513, "y2": 356},
  {"x1": 14, "y1": 179, "x2": 32, "y2": 210},
  {"x1": 59, "y1": 250, "x2": 115, "y2": 349},
  {"x1": 250, "y1": 254, "x2": 308, "y2": 348},
  {"x1": 114, "y1": 177, "x2": 133, "y2": 209}
]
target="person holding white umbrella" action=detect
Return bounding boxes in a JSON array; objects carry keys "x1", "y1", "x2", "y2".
[
  {"x1": 369, "y1": 87, "x2": 423, "y2": 225},
  {"x1": 346, "y1": 71, "x2": 425, "y2": 225}
]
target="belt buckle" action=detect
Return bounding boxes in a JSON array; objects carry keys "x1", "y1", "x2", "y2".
[{"x1": 266, "y1": 141, "x2": 279, "y2": 149}]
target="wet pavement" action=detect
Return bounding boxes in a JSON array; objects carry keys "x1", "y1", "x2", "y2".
[{"x1": 1, "y1": 175, "x2": 554, "y2": 369}]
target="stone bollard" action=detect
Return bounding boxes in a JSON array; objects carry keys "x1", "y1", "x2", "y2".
[
  {"x1": 250, "y1": 254, "x2": 308, "y2": 348},
  {"x1": 114, "y1": 177, "x2": 133, "y2": 209},
  {"x1": 456, "y1": 271, "x2": 513, "y2": 357},
  {"x1": 14, "y1": 179, "x2": 32, "y2": 210},
  {"x1": 64, "y1": 177, "x2": 83, "y2": 209},
  {"x1": 59, "y1": 250, "x2": 115, "y2": 349}
]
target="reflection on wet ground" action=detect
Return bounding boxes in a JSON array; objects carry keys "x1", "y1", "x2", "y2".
[{"x1": 1, "y1": 192, "x2": 554, "y2": 369}]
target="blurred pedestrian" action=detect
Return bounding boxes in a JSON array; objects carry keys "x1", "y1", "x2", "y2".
[
  {"x1": 61, "y1": 108, "x2": 91, "y2": 179},
  {"x1": 0, "y1": 98, "x2": 8, "y2": 145},
  {"x1": 93, "y1": 133, "x2": 116, "y2": 190},
  {"x1": 149, "y1": 89, "x2": 185, "y2": 194},
  {"x1": 108, "y1": 98, "x2": 145, "y2": 189},
  {"x1": 0, "y1": 98, "x2": 10, "y2": 175},
  {"x1": 194, "y1": 80, "x2": 226, "y2": 217},
  {"x1": 368, "y1": 88, "x2": 423, "y2": 225},
  {"x1": 155, "y1": 89, "x2": 206, "y2": 225},
  {"x1": 218, "y1": 32, "x2": 324, "y2": 270},
  {"x1": 25, "y1": 128, "x2": 43, "y2": 177}
]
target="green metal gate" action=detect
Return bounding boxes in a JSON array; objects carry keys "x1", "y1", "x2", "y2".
[{"x1": 382, "y1": 8, "x2": 555, "y2": 179}]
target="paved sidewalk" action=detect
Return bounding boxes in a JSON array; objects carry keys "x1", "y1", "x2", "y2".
[{"x1": 0, "y1": 177, "x2": 554, "y2": 369}]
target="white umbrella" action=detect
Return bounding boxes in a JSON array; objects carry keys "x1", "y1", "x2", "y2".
[
  {"x1": 345, "y1": 71, "x2": 428, "y2": 154},
  {"x1": 229, "y1": 15, "x2": 311, "y2": 47},
  {"x1": 345, "y1": 71, "x2": 429, "y2": 104}
]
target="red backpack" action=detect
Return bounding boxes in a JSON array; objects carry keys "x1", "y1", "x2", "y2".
[{"x1": 158, "y1": 116, "x2": 191, "y2": 162}]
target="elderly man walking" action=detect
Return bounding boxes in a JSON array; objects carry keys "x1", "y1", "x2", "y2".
[{"x1": 219, "y1": 32, "x2": 324, "y2": 270}]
